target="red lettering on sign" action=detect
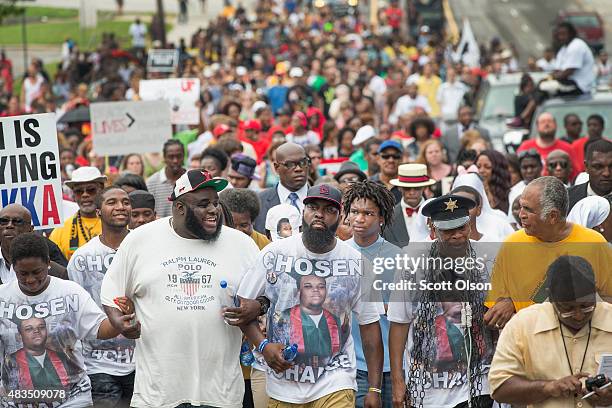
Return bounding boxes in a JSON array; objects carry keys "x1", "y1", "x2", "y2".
[
  {"x1": 41, "y1": 184, "x2": 60, "y2": 225},
  {"x1": 181, "y1": 79, "x2": 196, "y2": 92},
  {"x1": 94, "y1": 119, "x2": 128, "y2": 134}
]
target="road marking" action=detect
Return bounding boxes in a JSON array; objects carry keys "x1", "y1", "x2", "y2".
[
  {"x1": 521, "y1": 23, "x2": 530, "y2": 32},
  {"x1": 510, "y1": 8, "x2": 518, "y2": 17}
]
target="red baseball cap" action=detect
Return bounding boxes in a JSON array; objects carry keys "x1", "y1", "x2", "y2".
[
  {"x1": 244, "y1": 119, "x2": 262, "y2": 132},
  {"x1": 213, "y1": 124, "x2": 231, "y2": 137}
]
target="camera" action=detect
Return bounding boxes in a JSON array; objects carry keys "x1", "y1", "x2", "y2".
[{"x1": 585, "y1": 374, "x2": 608, "y2": 392}]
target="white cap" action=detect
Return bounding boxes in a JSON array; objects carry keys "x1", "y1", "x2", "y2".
[
  {"x1": 64, "y1": 166, "x2": 107, "y2": 188},
  {"x1": 289, "y1": 67, "x2": 304, "y2": 78},
  {"x1": 236, "y1": 66, "x2": 248, "y2": 76},
  {"x1": 265, "y1": 204, "x2": 302, "y2": 241},
  {"x1": 252, "y1": 100, "x2": 268, "y2": 114},
  {"x1": 352, "y1": 125, "x2": 376, "y2": 146}
]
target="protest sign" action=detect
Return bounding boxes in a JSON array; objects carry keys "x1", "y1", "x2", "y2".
[
  {"x1": 139, "y1": 78, "x2": 200, "y2": 124},
  {"x1": 91, "y1": 100, "x2": 172, "y2": 156},
  {"x1": 147, "y1": 49, "x2": 179, "y2": 73},
  {"x1": 0, "y1": 113, "x2": 63, "y2": 229},
  {"x1": 319, "y1": 157, "x2": 349, "y2": 175}
]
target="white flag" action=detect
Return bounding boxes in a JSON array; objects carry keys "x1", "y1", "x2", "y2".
[{"x1": 453, "y1": 19, "x2": 480, "y2": 67}]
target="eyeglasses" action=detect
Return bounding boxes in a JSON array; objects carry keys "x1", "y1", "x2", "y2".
[
  {"x1": 0, "y1": 217, "x2": 28, "y2": 227},
  {"x1": 279, "y1": 157, "x2": 311, "y2": 169},
  {"x1": 72, "y1": 186, "x2": 100, "y2": 196},
  {"x1": 380, "y1": 154, "x2": 401, "y2": 161},
  {"x1": 555, "y1": 305, "x2": 596, "y2": 319},
  {"x1": 339, "y1": 176, "x2": 361, "y2": 184},
  {"x1": 547, "y1": 160, "x2": 569, "y2": 170}
]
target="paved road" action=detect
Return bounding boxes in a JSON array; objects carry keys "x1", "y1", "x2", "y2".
[{"x1": 450, "y1": 0, "x2": 608, "y2": 64}]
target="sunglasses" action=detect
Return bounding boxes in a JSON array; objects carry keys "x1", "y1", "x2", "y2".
[
  {"x1": 0, "y1": 217, "x2": 28, "y2": 227},
  {"x1": 380, "y1": 154, "x2": 401, "y2": 161},
  {"x1": 279, "y1": 157, "x2": 311, "y2": 170},
  {"x1": 72, "y1": 186, "x2": 100, "y2": 196},
  {"x1": 518, "y1": 149, "x2": 541, "y2": 161},
  {"x1": 547, "y1": 161, "x2": 569, "y2": 170}
]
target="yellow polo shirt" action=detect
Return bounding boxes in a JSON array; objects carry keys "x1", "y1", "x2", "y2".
[
  {"x1": 486, "y1": 224, "x2": 612, "y2": 311},
  {"x1": 489, "y1": 302, "x2": 612, "y2": 408},
  {"x1": 49, "y1": 213, "x2": 101, "y2": 260}
]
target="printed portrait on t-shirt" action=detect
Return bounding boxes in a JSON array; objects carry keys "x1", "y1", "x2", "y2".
[{"x1": 264, "y1": 251, "x2": 361, "y2": 382}]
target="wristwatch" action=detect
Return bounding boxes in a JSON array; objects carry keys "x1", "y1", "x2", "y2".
[{"x1": 256, "y1": 296, "x2": 270, "y2": 316}]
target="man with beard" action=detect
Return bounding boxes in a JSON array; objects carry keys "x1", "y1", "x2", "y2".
[
  {"x1": 237, "y1": 184, "x2": 384, "y2": 408},
  {"x1": 100, "y1": 170, "x2": 262, "y2": 408},
  {"x1": 389, "y1": 194, "x2": 496, "y2": 408},
  {"x1": 68, "y1": 187, "x2": 135, "y2": 407}
]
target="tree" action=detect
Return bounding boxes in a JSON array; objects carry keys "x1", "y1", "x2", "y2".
[{"x1": 0, "y1": 0, "x2": 23, "y2": 24}]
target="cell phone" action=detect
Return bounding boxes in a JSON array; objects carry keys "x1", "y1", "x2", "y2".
[{"x1": 582, "y1": 381, "x2": 611, "y2": 400}]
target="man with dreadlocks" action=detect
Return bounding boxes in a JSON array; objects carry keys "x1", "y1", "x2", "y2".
[
  {"x1": 344, "y1": 180, "x2": 402, "y2": 407},
  {"x1": 388, "y1": 194, "x2": 496, "y2": 408}
]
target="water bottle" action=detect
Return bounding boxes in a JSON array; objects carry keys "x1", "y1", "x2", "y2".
[
  {"x1": 240, "y1": 341, "x2": 255, "y2": 366},
  {"x1": 282, "y1": 343, "x2": 298, "y2": 362},
  {"x1": 219, "y1": 280, "x2": 238, "y2": 324}
]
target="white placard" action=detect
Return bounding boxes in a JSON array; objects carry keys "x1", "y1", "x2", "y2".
[
  {"x1": 139, "y1": 78, "x2": 200, "y2": 124},
  {"x1": 147, "y1": 49, "x2": 179, "y2": 73},
  {"x1": 0, "y1": 113, "x2": 63, "y2": 229},
  {"x1": 91, "y1": 100, "x2": 172, "y2": 156}
]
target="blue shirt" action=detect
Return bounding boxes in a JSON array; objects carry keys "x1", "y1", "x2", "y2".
[{"x1": 347, "y1": 236, "x2": 401, "y2": 372}]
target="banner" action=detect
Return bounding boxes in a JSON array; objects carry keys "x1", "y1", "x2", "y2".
[
  {"x1": 139, "y1": 78, "x2": 200, "y2": 125},
  {"x1": 452, "y1": 19, "x2": 480, "y2": 68},
  {"x1": 0, "y1": 113, "x2": 63, "y2": 229},
  {"x1": 91, "y1": 100, "x2": 172, "y2": 156},
  {"x1": 319, "y1": 157, "x2": 349, "y2": 175},
  {"x1": 147, "y1": 49, "x2": 179, "y2": 73}
]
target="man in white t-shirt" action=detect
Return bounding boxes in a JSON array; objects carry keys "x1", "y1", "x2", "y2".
[
  {"x1": 128, "y1": 18, "x2": 147, "y2": 50},
  {"x1": 237, "y1": 184, "x2": 384, "y2": 408},
  {"x1": 100, "y1": 170, "x2": 261, "y2": 408},
  {"x1": 0, "y1": 233, "x2": 138, "y2": 408},
  {"x1": 68, "y1": 186, "x2": 135, "y2": 407},
  {"x1": 553, "y1": 22, "x2": 595, "y2": 95}
]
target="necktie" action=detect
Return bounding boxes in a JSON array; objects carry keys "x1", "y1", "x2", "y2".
[
  {"x1": 405, "y1": 206, "x2": 419, "y2": 217},
  {"x1": 289, "y1": 192, "x2": 300, "y2": 212}
]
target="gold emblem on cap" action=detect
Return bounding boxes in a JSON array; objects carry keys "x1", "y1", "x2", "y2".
[{"x1": 444, "y1": 198, "x2": 458, "y2": 212}]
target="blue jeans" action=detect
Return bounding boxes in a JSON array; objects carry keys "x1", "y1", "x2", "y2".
[
  {"x1": 90, "y1": 372, "x2": 134, "y2": 408},
  {"x1": 355, "y1": 370, "x2": 392, "y2": 408}
]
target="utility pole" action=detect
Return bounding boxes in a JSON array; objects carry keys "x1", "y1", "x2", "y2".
[
  {"x1": 21, "y1": 8, "x2": 27, "y2": 72},
  {"x1": 156, "y1": 0, "x2": 167, "y2": 47}
]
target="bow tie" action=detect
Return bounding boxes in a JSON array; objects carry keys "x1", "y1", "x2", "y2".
[{"x1": 405, "y1": 207, "x2": 419, "y2": 217}]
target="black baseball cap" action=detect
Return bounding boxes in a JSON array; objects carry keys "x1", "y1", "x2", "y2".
[
  {"x1": 421, "y1": 194, "x2": 476, "y2": 230},
  {"x1": 169, "y1": 170, "x2": 228, "y2": 201},
  {"x1": 303, "y1": 184, "x2": 342, "y2": 209},
  {"x1": 129, "y1": 190, "x2": 155, "y2": 210}
]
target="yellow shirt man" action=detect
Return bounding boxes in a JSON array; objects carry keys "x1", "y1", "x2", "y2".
[
  {"x1": 489, "y1": 302, "x2": 612, "y2": 408},
  {"x1": 417, "y1": 75, "x2": 442, "y2": 118},
  {"x1": 49, "y1": 213, "x2": 101, "y2": 260},
  {"x1": 486, "y1": 224, "x2": 612, "y2": 311}
]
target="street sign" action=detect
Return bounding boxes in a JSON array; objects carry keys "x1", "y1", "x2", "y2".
[{"x1": 90, "y1": 100, "x2": 172, "y2": 156}]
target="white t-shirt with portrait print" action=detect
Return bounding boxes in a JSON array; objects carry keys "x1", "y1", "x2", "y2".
[
  {"x1": 100, "y1": 217, "x2": 259, "y2": 408},
  {"x1": 0, "y1": 277, "x2": 107, "y2": 408},
  {"x1": 237, "y1": 234, "x2": 382, "y2": 404},
  {"x1": 68, "y1": 235, "x2": 136, "y2": 377}
]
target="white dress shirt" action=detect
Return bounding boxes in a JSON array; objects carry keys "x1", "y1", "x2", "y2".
[
  {"x1": 401, "y1": 198, "x2": 425, "y2": 238},
  {"x1": 0, "y1": 251, "x2": 14, "y2": 284},
  {"x1": 437, "y1": 81, "x2": 467, "y2": 121},
  {"x1": 277, "y1": 183, "x2": 309, "y2": 213}
]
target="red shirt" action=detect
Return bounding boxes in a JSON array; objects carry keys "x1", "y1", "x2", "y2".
[
  {"x1": 385, "y1": 7, "x2": 403, "y2": 29},
  {"x1": 517, "y1": 138, "x2": 579, "y2": 180},
  {"x1": 571, "y1": 137, "x2": 612, "y2": 173}
]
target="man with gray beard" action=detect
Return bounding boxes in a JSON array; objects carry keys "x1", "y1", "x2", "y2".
[{"x1": 237, "y1": 184, "x2": 384, "y2": 408}]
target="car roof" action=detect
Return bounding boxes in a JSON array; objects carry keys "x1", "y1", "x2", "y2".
[
  {"x1": 484, "y1": 72, "x2": 549, "y2": 86},
  {"x1": 540, "y1": 92, "x2": 612, "y2": 107}
]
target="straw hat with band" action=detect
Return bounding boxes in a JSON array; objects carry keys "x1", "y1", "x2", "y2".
[{"x1": 390, "y1": 164, "x2": 436, "y2": 188}]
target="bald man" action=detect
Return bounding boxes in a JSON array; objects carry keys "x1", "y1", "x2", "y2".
[
  {"x1": 517, "y1": 112, "x2": 576, "y2": 178},
  {"x1": 0, "y1": 204, "x2": 67, "y2": 283},
  {"x1": 546, "y1": 149, "x2": 573, "y2": 185},
  {"x1": 253, "y1": 143, "x2": 310, "y2": 233}
]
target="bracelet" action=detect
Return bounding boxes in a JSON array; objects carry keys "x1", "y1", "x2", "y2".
[
  {"x1": 257, "y1": 339, "x2": 270, "y2": 353},
  {"x1": 368, "y1": 387, "x2": 382, "y2": 394}
]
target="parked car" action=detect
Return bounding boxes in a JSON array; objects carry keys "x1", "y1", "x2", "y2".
[
  {"x1": 556, "y1": 11, "x2": 605, "y2": 52},
  {"x1": 475, "y1": 72, "x2": 548, "y2": 151},
  {"x1": 529, "y1": 92, "x2": 612, "y2": 139}
]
